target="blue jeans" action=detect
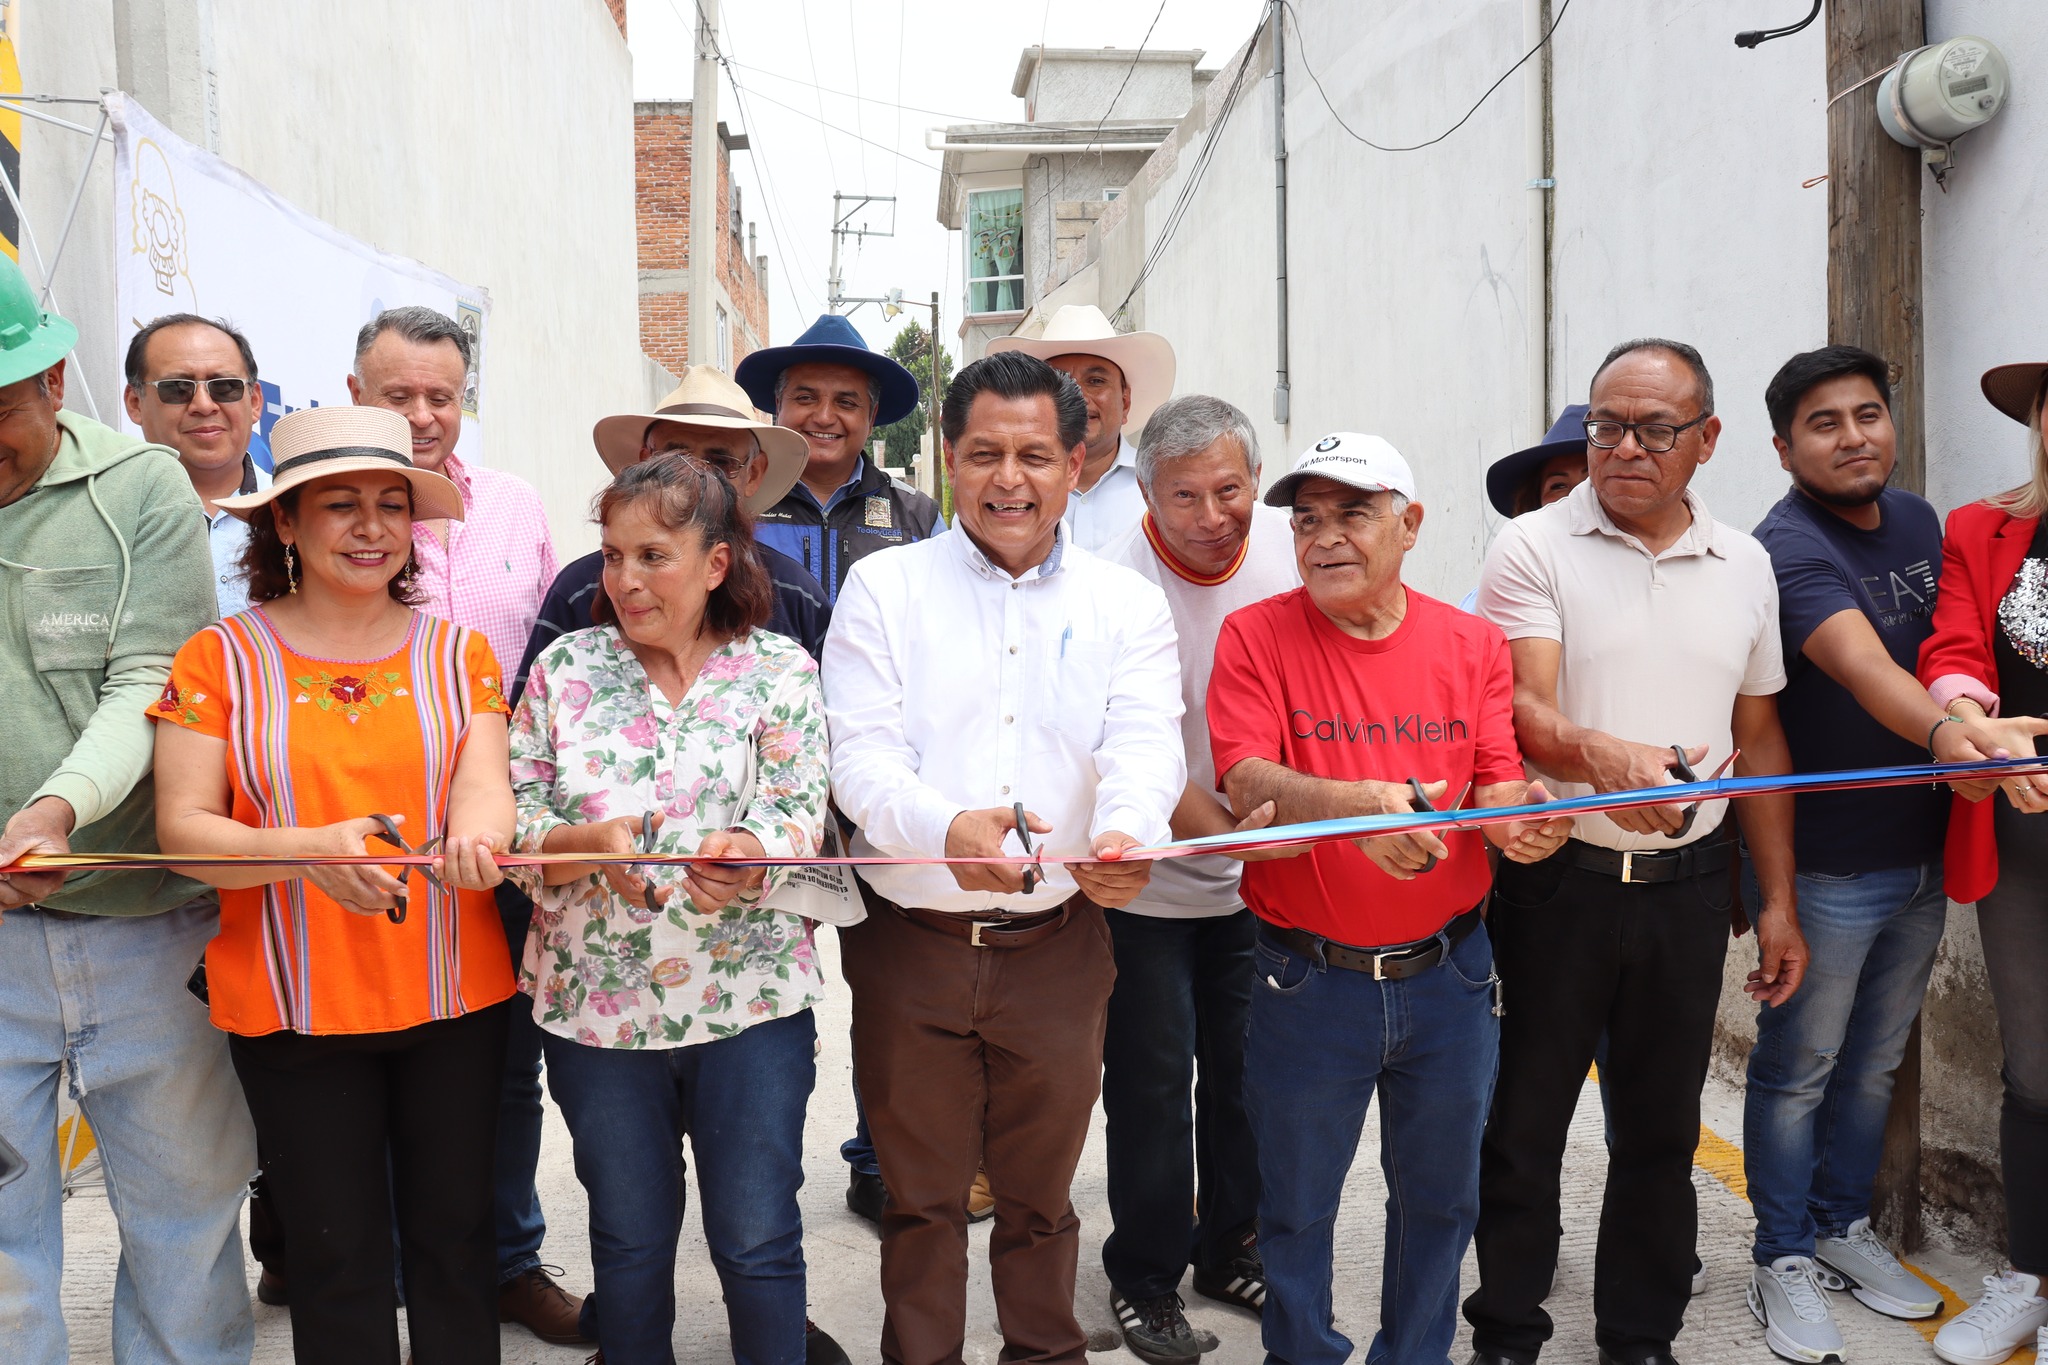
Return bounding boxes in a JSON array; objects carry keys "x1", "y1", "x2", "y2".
[
  {"x1": 0, "y1": 900, "x2": 256, "y2": 1365},
  {"x1": 1743, "y1": 861, "x2": 1946, "y2": 1263},
  {"x1": 543, "y1": 1008, "x2": 816, "y2": 1365},
  {"x1": 1101, "y1": 907, "x2": 1259, "y2": 1297},
  {"x1": 493, "y1": 886, "x2": 546, "y2": 1281},
  {"x1": 1245, "y1": 919, "x2": 1500, "y2": 1365}
]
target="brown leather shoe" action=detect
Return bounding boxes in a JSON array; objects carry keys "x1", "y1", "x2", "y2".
[
  {"x1": 967, "y1": 1167, "x2": 995, "y2": 1223},
  {"x1": 498, "y1": 1265, "x2": 591, "y2": 1346}
]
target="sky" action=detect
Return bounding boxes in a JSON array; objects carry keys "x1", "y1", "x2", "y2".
[{"x1": 626, "y1": 0, "x2": 1262, "y2": 362}]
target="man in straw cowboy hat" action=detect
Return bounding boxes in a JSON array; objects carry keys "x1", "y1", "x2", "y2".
[
  {"x1": 0, "y1": 257, "x2": 258, "y2": 1362},
  {"x1": 494, "y1": 367, "x2": 853, "y2": 1361},
  {"x1": 988, "y1": 303, "x2": 1176, "y2": 553},
  {"x1": 737, "y1": 313, "x2": 944, "y2": 605}
]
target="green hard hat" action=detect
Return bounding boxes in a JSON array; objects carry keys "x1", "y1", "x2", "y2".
[{"x1": 0, "y1": 254, "x2": 77, "y2": 389}]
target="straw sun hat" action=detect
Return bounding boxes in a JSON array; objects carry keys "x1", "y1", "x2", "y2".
[{"x1": 215, "y1": 406, "x2": 464, "y2": 522}]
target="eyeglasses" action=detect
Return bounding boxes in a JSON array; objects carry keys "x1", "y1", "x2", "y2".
[
  {"x1": 641, "y1": 440, "x2": 748, "y2": 475},
  {"x1": 146, "y1": 377, "x2": 251, "y2": 405},
  {"x1": 1582, "y1": 413, "x2": 1709, "y2": 454}
]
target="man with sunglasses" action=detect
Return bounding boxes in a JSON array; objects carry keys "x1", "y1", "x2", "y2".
[
  {"x1": 122, "y1": 314, "x2": 271, "y2": 616},
  {"x1": 1466, "y1": 339, "x2": 1809, "y2": 1365}
]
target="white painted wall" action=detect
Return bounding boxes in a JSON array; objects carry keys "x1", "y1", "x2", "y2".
[{"x1": 20, "y1": 0, "x2": 641, "y2": 559}]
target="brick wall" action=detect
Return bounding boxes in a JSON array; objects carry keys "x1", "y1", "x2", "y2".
[
  {"x1": 602, "y1": 0, "x2": 626, "y2": 39},
  {"x1": 635, "y1": 100, "x2": 772, "y2": 377}
]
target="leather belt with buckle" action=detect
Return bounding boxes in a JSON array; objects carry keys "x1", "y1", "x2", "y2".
[
  {"x1": 1557, "y1": 836, "x2": 1733, "y2": 885},
  {"x1": 893, "y1": 900, "x2": 1071, "y2": 948},
  {"x1": 1261, "y1": 908, "x2": 1482, "y2": 981}
]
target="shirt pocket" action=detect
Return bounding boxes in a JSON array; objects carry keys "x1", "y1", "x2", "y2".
[
  {"x1": 1039, "y1": 640, "x2": 1115, "y2": 750},
  {"x1": 22, "y1": 565, "x2": 119, "y2": 673}
]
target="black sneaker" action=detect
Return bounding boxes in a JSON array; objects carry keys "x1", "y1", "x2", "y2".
[
  {"x1": 845, "y1": 1168, "x2": 885, "y2": 1226},
  {"x1": 1192, "y1": 1251, "x2": 1267, "y2": 1316},
  {"x1": 805, "y1": 1319, "x2": 851, "y2": 1365},
  {"x1": 1111, "y1": 1290, "x2": 1214, "y2": 1363}
]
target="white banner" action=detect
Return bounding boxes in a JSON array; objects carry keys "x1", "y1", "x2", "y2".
[{"x1": 109, "y1": 93, "x2": 489, "y2": 472}]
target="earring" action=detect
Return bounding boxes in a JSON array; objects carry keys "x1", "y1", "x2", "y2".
[{"x1": 284, "y1": 544, "x2": 298, "y2": 595}]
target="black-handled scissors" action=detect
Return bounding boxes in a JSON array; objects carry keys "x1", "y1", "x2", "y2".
[
  {"x1": 366, "y1": 813, "x2": 447, "y2": 924},
  {"x1": 1405, "y1": 779, "x2": 1442, "y2": 873},
  {"x1": 1668, "y1": 745, "x2": 1703, "y2": 838},
  {"x1": 1013, "y1": 801, "x2": 1039, "y2": 894},
  {"x1": 638, "y1": 811, "x2": 663, "y2": 913}
]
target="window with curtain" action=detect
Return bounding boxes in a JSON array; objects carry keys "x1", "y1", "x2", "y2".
[{"x1": 965, "y1": 187, "x2": 1024, "y2": 315}]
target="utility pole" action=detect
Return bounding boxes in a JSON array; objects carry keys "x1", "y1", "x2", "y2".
[
  {"x1": 1269, "y1": 0, "x2": 1290, "y2": 428},
  {"x1": 1827, "y1": 0, "x2": 1926, "y2": 1249},
  {"x1": 827, "y1": 193, "x2": 895, "y2": 314},
  {"x1": 687, "y1": 0, "x2": 720, "y2": 365}
]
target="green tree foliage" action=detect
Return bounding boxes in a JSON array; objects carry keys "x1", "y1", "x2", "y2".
[{"x1": 872, "y1": 316, "x2": 955, "y2": 474}]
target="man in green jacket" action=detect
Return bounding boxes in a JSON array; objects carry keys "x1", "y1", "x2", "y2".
[{"x1": 0, "y1": 261, "x2": 255, "y2": 1364}]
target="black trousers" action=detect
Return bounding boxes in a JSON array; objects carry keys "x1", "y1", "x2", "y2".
[
  {"x1": 230, "y1": 1001, "x2": 511, "y2": 1365},
  {"x1": 1463, "y1": 851, "x2": 1730, "y2": 1362},
  {"x1": 1099, "y1": 907, "x2": 1260, "y2": 1297}
]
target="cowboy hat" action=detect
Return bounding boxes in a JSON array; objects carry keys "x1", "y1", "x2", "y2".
[
  {"x1": 1485, "y1": 403, "x2": 1590, "y2": 518},
  {"x1": 985, "y1": 304, "x2": 1176, "y2": 435},
  {"x1": 734, "y1": 313, "x2": 921, "y2": 426},
  {"x1": 216, "y1": 406, "x2": 464, "y2": 522},
  {"x1": 0, "y1": 255, "x2": 78, "y2": 390},
  {"x1": 1982, "y1": 363, "x2": 2048, "y2": 426},
  {"x1": 592, "y1": 366, "x2": 808, "y2": 513}
]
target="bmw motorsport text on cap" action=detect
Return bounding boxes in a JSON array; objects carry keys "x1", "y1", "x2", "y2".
[{"x1": 1263, "y1": 432, "x2": 1418, "y2": 508}]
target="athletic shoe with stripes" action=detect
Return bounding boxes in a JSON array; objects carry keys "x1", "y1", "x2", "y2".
[
  {"x1": 1110, "y1": 1290, "x2": 1214, "y2": 1363},
  {"x1": 1192, "y1": 1256, "x2": 1266, "y2": 1316}
]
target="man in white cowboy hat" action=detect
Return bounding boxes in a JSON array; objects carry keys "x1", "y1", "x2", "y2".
[
  {"x1": 495, "y1": 364, "x2": 852, "y2": 1364},
  {"x1": 736, "y1": 313, "x2": 944, "y2": 605},
  {"x1": 988, "y1": 303, "x2": 1176, "y2": 553},
  {"x1": 0, "y1": 259, "x2": 258, "y2": 1362}
]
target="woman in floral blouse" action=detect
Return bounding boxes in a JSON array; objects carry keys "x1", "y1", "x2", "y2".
[{"x1": 508, "y1": 454, "x2": 830, "y2": 1364}]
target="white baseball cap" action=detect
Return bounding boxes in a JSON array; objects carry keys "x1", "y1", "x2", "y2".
[{"x1": 1263, "y1": 432, "x2": 1417, "y2": 508}]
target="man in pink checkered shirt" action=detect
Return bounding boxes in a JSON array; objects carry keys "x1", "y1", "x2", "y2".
[{"x1": 347, "y1": 307, "x2": 559, "y2": 692}]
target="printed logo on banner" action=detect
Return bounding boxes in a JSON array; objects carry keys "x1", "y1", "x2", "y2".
[
  {"x1": 128, "y1": 140, "x2": 195, "y2": 309},
  {"x1": 456, "y1": 300, "x2": 483, "y2": 418}
]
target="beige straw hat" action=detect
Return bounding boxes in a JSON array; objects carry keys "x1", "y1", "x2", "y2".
[
  {"x1": 216, "y1": 406, "x2": 464, "y2": 522},
  {"x1": 985, "y1": 304, "x2": 1178, "y2": 436},
  {"x1": 591, "y1": 365, "x2": 809, "y2": 513}
]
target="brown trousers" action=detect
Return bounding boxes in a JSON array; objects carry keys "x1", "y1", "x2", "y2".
[{"x1": 841, "y1": 891, "x2": 1116, "y2": 1365}]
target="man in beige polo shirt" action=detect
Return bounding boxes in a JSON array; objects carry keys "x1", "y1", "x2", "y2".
[{"x1": 1464, "y1": 338, "x2": 1811, "y2": 1365}]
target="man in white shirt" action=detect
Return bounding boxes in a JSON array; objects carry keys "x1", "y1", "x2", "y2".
[
  {"x1": 122, "y1": 313, "x2": 271, "y2": 617},
  {"x1": 1096, "y1": 395, "x2": 1297, "y2": 1360},
  {"x1": 1465, "y1": 339, "x2": 1809, "y2": 1365},
  {"x1": 988, "y1": 304, "x2": 1175, "y2": 552},
  {"x1": 824, "y1": 350, "x2": 1185, "y2": 1365}
]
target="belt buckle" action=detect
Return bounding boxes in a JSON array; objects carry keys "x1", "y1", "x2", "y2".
[
  {"x1": 1372, "y1": 950, "x2": 1389, "y2": 981},
  {"x1": 971, "y1": 920, "x2": 997, "y2": 947},
  {"x1": 1621, "y1": 851, "x2": 1635, "y2": 884}
]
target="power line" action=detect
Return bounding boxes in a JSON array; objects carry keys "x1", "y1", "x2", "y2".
[
  {"x1": 797, "y1": 0, "x2": 841, "y2": 188},
  {"x1": 890, "y1": 0, "x2": 906, "y2": 201},
  {"x1": 846, "y1": 0, "x2": 870, "y2": 188},
  {"x1": 737, "y1": 82, "x2": 945, "y2": 171},
  {"x1": 1081, "y1": 0, "x2": 1169, "y2": 155},
  {"x1": 1282, "y1": 0, "x2": 1574, "y2": 153},
  {"x1": 721, "y1": 58, "x2": 1018, "y2": 126}
]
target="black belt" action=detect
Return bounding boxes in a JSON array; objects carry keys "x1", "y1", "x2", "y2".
[
  {"x1": 1262, "y1": 908, "x2": 1482, "y2": 981},
  {"x1": 1557, "y1": 835, "x2": 1732, "y2": 884}
]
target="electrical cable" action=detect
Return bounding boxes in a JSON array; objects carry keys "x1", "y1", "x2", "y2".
[
  {"x1": 797, "y1": 0, "x2": 842, "y2": 189},
  {"x1": 1281, "y1": 0, "x2": 1573, "y2": 154},
  {"x1": 1081, "y1": 0, "x2": 1169, "y2": 155},
  {"x1": 847, "y1": 0, "x2": 870, "y2": 188},
  {"x1": 721, "y1": 58, "x2": 1020, "y2": 125},
  {"x1": 736, "y1": 81, "x2": 943, "y2": 171}
]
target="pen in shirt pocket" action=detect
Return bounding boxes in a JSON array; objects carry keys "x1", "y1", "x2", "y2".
[{"x1": 1060, "y1": 623, "x2": 1073, "y2": 659}]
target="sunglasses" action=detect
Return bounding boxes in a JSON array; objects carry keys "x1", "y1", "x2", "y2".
[{"x1": 146, "y1": 377, "x2": 252, "y2": 405}]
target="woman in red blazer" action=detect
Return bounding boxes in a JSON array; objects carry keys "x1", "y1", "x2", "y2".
[{"x1": 1917, "y1": 361, "x2": 2048, "y2": 1364}]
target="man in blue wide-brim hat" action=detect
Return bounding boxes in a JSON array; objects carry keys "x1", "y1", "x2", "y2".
[{"x1": 736, "y1": 313, "x2": 944, "y2": 605}]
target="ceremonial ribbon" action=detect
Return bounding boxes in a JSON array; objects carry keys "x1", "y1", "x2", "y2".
[{"x1": 6, "y1": 755, "x2": 2045, "y2": 878}]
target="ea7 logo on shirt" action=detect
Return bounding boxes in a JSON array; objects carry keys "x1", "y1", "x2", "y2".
[
  {"x1": 1291, "y1": 709, "x2": 1470, "y2": 745},
  {"x1": 1859, "y1": 559, "x2": 1938, "y2": 628}
]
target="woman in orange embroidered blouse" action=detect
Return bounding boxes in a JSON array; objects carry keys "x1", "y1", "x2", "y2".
[{"x1": 148, "y1": 406, "x2": 516, "y2": 1365}]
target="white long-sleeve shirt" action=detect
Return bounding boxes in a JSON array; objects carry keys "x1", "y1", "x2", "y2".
[{"x1": 823, "y1": 525, "x2": 1186, "y2": 913}]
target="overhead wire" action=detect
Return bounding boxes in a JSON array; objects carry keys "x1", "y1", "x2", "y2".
[
  {"x1": 737, "y1": 82, "x2": 944, "y2": 171},
  {"x1": 720, "y1": 58, "x2": 1029, "y2": 126},
  {"x1": 846, "y1": 0, "x2": 870, "y2": 188},
  {"x1": 1280, "y1": 0, "x2": 1574, "y2": 153},
  {"x1": 1080, "y1": 0, "x2": 1169, "y2": 155},
  {"x1": 796, "y1": 0, "x2": 841, "y2": 187}
]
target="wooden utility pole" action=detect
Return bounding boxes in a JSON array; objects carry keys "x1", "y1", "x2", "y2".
[{"x1": 1826, "y1": 0, "x2": 1926, "y2": 1249}]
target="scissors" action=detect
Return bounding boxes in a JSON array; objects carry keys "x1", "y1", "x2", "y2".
[
  {"x1": 637, "y1": 811, "x2": 663, "y2": 913},
  {"x1": 1403, "y1": 779, "x2": 1472, "y2": 874},
  {"x1": 1668, "y1": 745, "x2": 1704, "y2": 838},
  {"x1": 1013, "y1": 801, "x2": 1039, "y2": 894},
  {"x1": 366, "y1": 814, "x2": 447, "y2": 924}
]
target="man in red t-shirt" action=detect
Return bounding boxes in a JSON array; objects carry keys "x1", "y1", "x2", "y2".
[{"x1": 1207, "y1": 433, "x2": 1570, "y2": 1365}]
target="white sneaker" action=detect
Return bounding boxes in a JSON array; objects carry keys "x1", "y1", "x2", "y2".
[
  {"x1": 1931, "y1": 1272, "x2": 2048, "y2": 1365},
  {"x1": 1693, "y1": 1256, "x2": 1708, "y2": 1297},
  {"x1": 1749, "y1": 1257, "x2": 1847, "y2": 1363},
  {"x1": 1814, "y1": 1218, "x2": 1941, "y2": 1319}
]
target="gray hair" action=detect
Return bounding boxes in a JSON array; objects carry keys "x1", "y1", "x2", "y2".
[
  {"x1": 1591, "y1": 337, "x2": 1715, "y2": 417},
  {"x1": 354, "y1": 305, "x2": 472, "y2": 373},
  {"x1": 1136, "y1": 394, "x2": 1260, "y2": 494},
  {"x1": 774, "y1": 366, "x2": 882, "y2": 415}
]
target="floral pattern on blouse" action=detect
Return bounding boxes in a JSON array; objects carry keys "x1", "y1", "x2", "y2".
[{"x1": 507, "y1": 624, "x2": 829, "y2": 1048}]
